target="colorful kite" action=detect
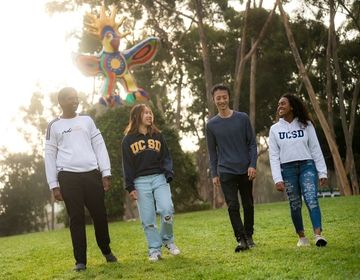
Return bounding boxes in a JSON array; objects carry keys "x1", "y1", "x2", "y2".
[{"x1": 73, "y1": 5, "x2": 160, "y2": 106}]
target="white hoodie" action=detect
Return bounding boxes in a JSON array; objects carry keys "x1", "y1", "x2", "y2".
[{"x1": 269, "y1": 118, "x2": 327, "y2": 184}]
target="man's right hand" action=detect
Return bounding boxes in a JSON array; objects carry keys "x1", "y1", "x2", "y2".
[
  {"x1": 52, "y1": 187, "x2": 63, "y2": 201},
  {"x1": 275, "y1": 181, "x2": 285, "y2": 192},
  {"x1": 212, "y1": 176, "x2": 221, "y2": 188}
]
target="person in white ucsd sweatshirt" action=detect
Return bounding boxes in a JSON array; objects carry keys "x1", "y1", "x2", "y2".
[{"x1": 269, "y1": 93, "x2": 328, "y2": 248}]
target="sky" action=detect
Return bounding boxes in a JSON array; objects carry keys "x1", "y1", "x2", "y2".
[
  {"x1": 0, "y1": 0, "x2": 346, "y2": 154},
  {"x1": 0, "y1": 1, "x2": 93, "y2": 153}
]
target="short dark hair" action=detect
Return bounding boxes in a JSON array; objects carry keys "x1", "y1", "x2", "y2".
[
  {"x1": 58, "y1": 87, "x2": 77, "y2": 103},
  {"x1": 211, "y1": 84, "x2": 231, "y2": 97}
]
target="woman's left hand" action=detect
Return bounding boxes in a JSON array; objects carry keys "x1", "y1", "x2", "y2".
[{"x1": 319, "y1": 178, "x2": 327, "y2": 187}]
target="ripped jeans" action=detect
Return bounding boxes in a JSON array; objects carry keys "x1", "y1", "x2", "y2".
[
  {"x1": 281, "y1": 160, "x2": 322, "y2": 234},
  {"x1": 134, "y1": 173, "x2": 175, "y2": 254}
]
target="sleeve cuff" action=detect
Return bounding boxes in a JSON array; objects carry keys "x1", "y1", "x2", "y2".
[
  {"x1": 125, "y1": 185, "x2": 135, "y2": 193},
  {"x1": 49, "y1": 182, "x2": 59, "y2": 190},
  {"x1": 101, "y1": 170, "x2": 111, "y2": 177},
  {"x1": 274, "y1": 178, "x2": 283, "y2": 184},
  {"x1": 165, "y1": 171, "x2": 174, "y2": 183}
]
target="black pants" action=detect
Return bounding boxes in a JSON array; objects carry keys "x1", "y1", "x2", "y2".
[
  {"x1": 58, "y1": 170, "x2": 111, "y2": 265},
  {"x1": 220, "y1": 172, "x2": 254, "y2": 241}
]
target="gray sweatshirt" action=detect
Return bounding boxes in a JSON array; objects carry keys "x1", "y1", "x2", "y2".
[{"x1": 206, "y1": 111, "x2": 257, "y2": 177}]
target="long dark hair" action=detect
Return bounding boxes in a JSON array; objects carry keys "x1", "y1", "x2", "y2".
[
  {"x1": 124, "y1": 104, "x2": 160, "y2": 135},
  {"x1": 281, "y1": 93, "x2": 313, "y2": 127}
]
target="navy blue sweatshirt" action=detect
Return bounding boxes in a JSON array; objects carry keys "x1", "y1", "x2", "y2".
[
  {"x1": 206, "y1": 111, "x2": 257, "y2": 177},
  {"x1": 122, "y1": 132, "x2": 174, "y2": 193}
]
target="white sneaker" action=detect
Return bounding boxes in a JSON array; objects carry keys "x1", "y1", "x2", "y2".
[
  {"x1": 315, "y1": 235, "x2": 327, "y2": 247},
  {"x1": 148, "y1": 251, "x2": 161, "y2": 262},
  {"x1": 297, "y1": 237, "x2": 310, "y2": 247},
  {"x1": 164, "y1": 243, "x2": 181, "y2": 255}
]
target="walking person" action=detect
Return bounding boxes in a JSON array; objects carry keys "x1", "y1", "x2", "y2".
[
  {"x1": 269, "y1": 93, "x2": 328, "y2": 247},
  {"x1": 206, "y1": 84, "x2": 258, "y2": 252},
  {"x1": 122, "y1": 104, "x2": 180, "y2": 261},
  {"x1": 44, "y1": 87, "x2": 117, "y2": 271}
]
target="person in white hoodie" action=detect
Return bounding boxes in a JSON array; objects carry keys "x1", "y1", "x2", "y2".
[{"x1": 269, "y1": 93, "x2": 328, "y2": 247}]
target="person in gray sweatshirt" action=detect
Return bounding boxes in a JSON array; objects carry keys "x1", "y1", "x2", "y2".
[
  {"x1": 206, "y1": 84, "x2": 257, "y2": 252},
  {"x1": 269, "y1": 93, "x2": 328, "y2": 247}
]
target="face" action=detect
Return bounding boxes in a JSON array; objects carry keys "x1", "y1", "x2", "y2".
[
  {"x1": 59, "y1": 90, "x2": 79, "y2": 113},
  {"x1": 213, "y1": 89, "x2": 230, "y2": 111},
  {"x1": 277, "y1": 97, "x2": 292, "y2": 117},
  {"x1": 141, "y1": 107, "x2": 153, "y2": 126}
]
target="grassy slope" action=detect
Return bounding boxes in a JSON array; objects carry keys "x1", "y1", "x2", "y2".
[{"x1": 0, "y1": 196, "x2": 359, "y2": 280}]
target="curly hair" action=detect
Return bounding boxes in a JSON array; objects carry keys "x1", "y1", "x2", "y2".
[{"x1": 280, "y1": 93, "x2": 313, "y2": 127}]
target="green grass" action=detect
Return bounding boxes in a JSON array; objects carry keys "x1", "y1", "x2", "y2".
[{"x1": 1, "y1": 196, "x2": 359, "y2": 280}]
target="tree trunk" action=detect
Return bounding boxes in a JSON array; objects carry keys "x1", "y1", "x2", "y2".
[
  {"x1": 329, "y1": 0, "x2": 359, "y2": 195},
  {"x1": 233, "y1": 1, "x2": 277, "y2": 109},
  {"x1": 195, "y1": 0, "x2": 214, "y2": 117},
  {"x1": 277, "y1": 0, "x2": 352, "y2": 195},
  {"x1": 249, "y1": 38, "x2": 257, "y2": 130},
  {"x1": 175, "y1": 67, "x2": 184, "y2": 130},
  {"x1": 233, "y1": 0, "x2": 250, "y2": 110},
  {"x1": 326, "y1": 2, "x2": 335, "y2": 137}
]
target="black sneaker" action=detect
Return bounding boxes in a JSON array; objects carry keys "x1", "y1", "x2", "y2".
[
  {"x1": 104, "y1": 252, "x2": 118, "y2": 262},
  {"x1": 235, "y1": 237, "x2": 249, "y2": 252},
  {"x1": 73, "y1": 263, "x2": 86, "y2": 272},
  {"x1": 245, "y1": 235, "x2": 256, "y2": 248}
]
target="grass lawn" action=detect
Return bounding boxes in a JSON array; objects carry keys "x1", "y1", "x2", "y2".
[{"x1": 0, "y1": 196, "x2": 359, "y2": 280}]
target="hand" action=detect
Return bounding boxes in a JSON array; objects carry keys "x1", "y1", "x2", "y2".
[
  {"x1": 52, "y1": 187, "x2": 63, "y2": 201},
  {"x1": 129, "y1": 190, "x2": 138, "y2": 201},
  {"x1": 166, "y1": 176, "x2": 173, "y2": 183},
  {"x1": 319, "y1": 178, "x2": 327, "y2": 187},
  {"x1": 102, "y1": 176, "x2": 111, "y2": 192},
  {"x1": 275, "y1": 181, "x2": 285, "y2": 192},
  {"x1": 212, "y1": 176, "x2": 221, "y2": 188},
  {"x1": 248, "y1": 167, "x2": 256, "y2": 181}
]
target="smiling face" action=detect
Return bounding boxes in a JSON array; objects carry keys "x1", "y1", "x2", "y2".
[
  {"x1": 277, "y1": 97, "x2": 293, "y2": 119},
  {"x1": 141, "y1": 106, "x2": 154, "y2": 127},
  {"x1": 213, "y1": 89, "x2": 230, "y2": 111},
  {"x1": 59, "y1": 88, "x2": 79, "y2": 117}
]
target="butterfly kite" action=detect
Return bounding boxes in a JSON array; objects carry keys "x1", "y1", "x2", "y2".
[{"x1": 73, "y1": 5, "x2": 160, "y2": 106}]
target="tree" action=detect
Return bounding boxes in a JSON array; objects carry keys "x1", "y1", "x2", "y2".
[
  {"x1": 277, "y1": 0, "x2": 352, "y2": 195},
  {"x1": 0, "y1": 152, "x2": 49, "y2": 236}
]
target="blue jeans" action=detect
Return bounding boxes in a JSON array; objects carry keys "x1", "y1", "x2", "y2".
[
  {"x1": 134, "y1": 173, "x2": 175, "y2": 254},
  {"x1": 281, "y1": 160, "x2": 322, "y2": 234}
]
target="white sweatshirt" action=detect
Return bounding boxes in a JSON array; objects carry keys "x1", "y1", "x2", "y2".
[
  {"x1": 44, "y1": 114, "x2": 111, "y2": 189},
  {"x1": 269, "y1": 118, "x2": 327, "y2": 184}
]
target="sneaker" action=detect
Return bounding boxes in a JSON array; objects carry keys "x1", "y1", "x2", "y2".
[
  {"x1": 315, "y1": 235, "x2": 327, "y2": 247},
  {"x1": 164, "y1": 243, "x2": 181, "y2": 255},
  {"x1": 73, "y1": 263, "x2": 86, "y2": 272},
  {"x1": 103, "y1": 252, "x2": 118, "y2": 263},
  {"x1": 245, "y1": 235, "x2": 256, "y2": 248},
  {"x1": 148, "y1": 251, "x2": 162, "y2": 262},
  {"x1": 297, "y1": 237, "x2": 310, "y2": 247},
  {"x1": 235, "y1": 237, "x2": 249, "y2": 252}
]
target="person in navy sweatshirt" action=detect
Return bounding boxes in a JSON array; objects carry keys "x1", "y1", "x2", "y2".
[
  {"x1": 122, "y1": 104, "x2": 180, "y2": 261},
  {"x1": 44, "y1": 87, "x2": 117, "y2": 272},
  {"x1": 206, "y1": 84, "x2": 258, "y2": 252},
  {"x1": 269, "y1": 93, "x2": 328, "y2": 247}
]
